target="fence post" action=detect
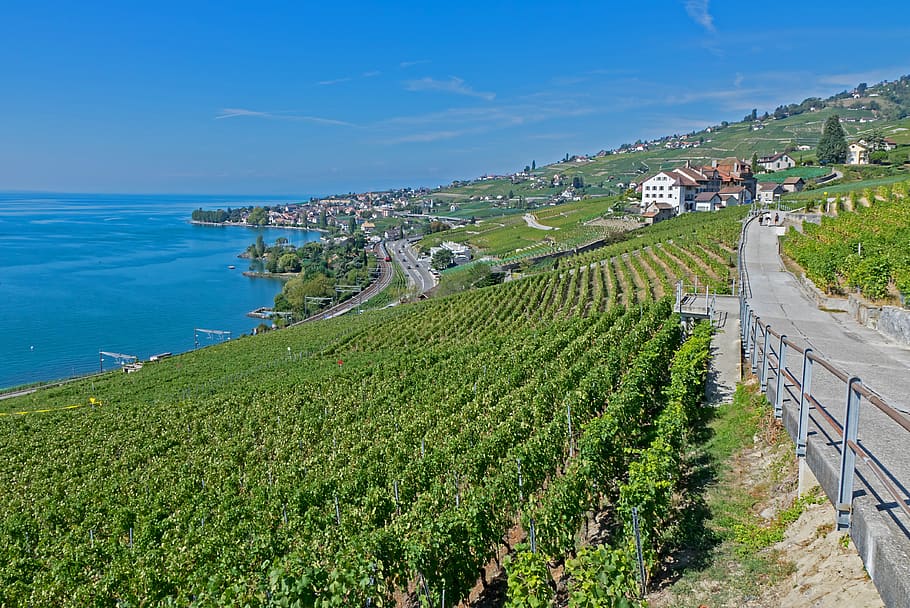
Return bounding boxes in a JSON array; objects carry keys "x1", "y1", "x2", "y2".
[
  {"x1": 796, "y1": 349, "x2": 813, "y2": 458},
  {"x1": 749, "y1": 315, "x2": 759, "y2": 373},
  {"x1": 760, "y1": 324, "x2": 771, "y2": 391},
  {"x1": 775, "y1": 335, "x2": 787, "y2": 419},
  {"x1": 740, "y1": 300, "x2": 747, "y2": 345},
  {"x1": 836, "y1": 378, "x2": 862, "y2": 531}
]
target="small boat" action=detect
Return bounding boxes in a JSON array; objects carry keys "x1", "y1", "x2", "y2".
[{"x1": 228, "y1": 265, "x2": 236, "y2": 270}]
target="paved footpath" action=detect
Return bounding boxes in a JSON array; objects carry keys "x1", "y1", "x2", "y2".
[{"x1": 743, "y1": 216, "x2": 910, "y2": 608}]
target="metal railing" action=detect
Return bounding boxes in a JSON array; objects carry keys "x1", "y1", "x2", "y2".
[
  {"x1": 675, "y1": 279, "x2": 727, "y2": 326},
  {"x1": 738, "y1": 212, "x2": 910, "y2": 531}
]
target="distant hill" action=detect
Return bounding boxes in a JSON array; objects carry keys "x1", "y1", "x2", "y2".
[{"x1": 435, "y1": 75, "x2": 910, "y2": 202}]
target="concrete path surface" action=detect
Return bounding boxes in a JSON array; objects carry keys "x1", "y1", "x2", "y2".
[{"x1": 742, "y1": 216, "x2": 910, "y2": 608}]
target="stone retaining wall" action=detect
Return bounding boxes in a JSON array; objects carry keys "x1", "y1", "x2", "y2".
[{"x1": 795, "y1": 275, "x2": 910, "y2": 347}]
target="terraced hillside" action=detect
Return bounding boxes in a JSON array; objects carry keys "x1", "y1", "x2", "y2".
[
  {"x1": 781, "y1": 179, "x2": 910, "y2": 301},
  {"x1": 0, "y1": 208, "x2": 738, "y2": 607}
]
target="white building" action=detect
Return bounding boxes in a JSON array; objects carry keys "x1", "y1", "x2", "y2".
[
  {"x1": 639, "y1": 170, "x2": 700, "y2": 214},
  {"x1": 757, "y1": 152, "x2": 796, "y2": 172},
  {"x1": 757, "y1": 182, "x2": 785, "y2": 203},
  {"x1": 847, "y1": 142, "x2": 869, "y2": 165},
  {"x1": 432, "y1": 241, "x2": 472, "y2": 265}
]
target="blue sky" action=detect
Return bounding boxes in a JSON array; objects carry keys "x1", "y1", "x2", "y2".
[{"x1": 1, "y1": 1, "x2": 909, "y2": 196}]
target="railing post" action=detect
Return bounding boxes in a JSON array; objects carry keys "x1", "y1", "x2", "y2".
[
  {"x1": 760, "y1": 324, "x2": 771, "y2": 391},
  {"x1": 749, "y1": 315, "x2": 759, "y2": 373},
  {"x1": 775, "y1": 335, "x2": 787, "y2": 419},
  {"x1": 740, "y1": 300, "x2": 747, "y2": 345},
  {"x1": 837, "y1": 378, "x2": 862, "y2": 531},
  {"x1": 796, "y1": 349, "x2": 813, "y2": 458}
]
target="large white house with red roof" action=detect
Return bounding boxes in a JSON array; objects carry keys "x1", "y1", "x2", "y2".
[{"x1": 638, "y1": 158, "x2": 755, "y2": 216}]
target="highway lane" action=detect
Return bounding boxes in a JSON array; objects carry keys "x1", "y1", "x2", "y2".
[{"x1": 390, "y1": 239, "x2": 436, "y2": 293}]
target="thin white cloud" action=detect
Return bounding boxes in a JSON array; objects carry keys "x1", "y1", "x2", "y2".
[
  {"x1": 405, "y1": 76, "x2": 496, "y2": 101},
  {"x1": 734, "y1": 73, "x2": 744, "y2": 87},
  {"x1": 684, "y1": 0, "x2": 715, "y2": 33},
  {"x1": 362, "y1": 70, "x2": 381, "y2": 78},
  {"x1": 317, "y1": 77, "x2": 352, "y2": 86},
  {"x1": 215, "y1": 108, "x2": 354, "y2": 127},
  {"x1": 400, "y1": 59, "x2": 430, "y2": 69},
  {"x1": 664, "y1": 88, "x2": 760, "y2": 106},
  {"x1": 386, "y1": 130, "x2": 470, "y2": 144},
  {"x1": 373, "y1": 100, "x2": 595, "y2": 145},
  {"x1": 215, "y1": 108, "x2": 270, "y2": 120}
]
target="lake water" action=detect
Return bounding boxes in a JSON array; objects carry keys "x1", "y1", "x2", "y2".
[{"x1": 0, "y1": 192, "x2": 321, "y2": 389}]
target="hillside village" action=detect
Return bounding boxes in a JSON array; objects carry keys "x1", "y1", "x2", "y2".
[{"x1": 195, "y1": 75, "x2": 910, "y2": 275}]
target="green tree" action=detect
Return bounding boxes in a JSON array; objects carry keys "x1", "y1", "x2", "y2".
[
  {"x1": 348, "y1": 217, "x2": 357, "y2": 234},
  {"x1": 866, "y1": 128, "x2": 886, "y2": 151},
  {"x1": 278, "y1": 273, "x2": 333, "y2": 313},
  {"x1": 870, "y1": 150, "x2": 890, "y2": 165},
  {"x1": 247, "y1": 206, "x2": 269, "y2": 226},
  {"x1": 431, "y1": 248, "x2": 454, "y2": 270},
  {"x1": 277, "y1": 252, "x2": 301, "y2": 273},
  {"x1": 817, "y1": 114, "x2": 847, "y2": 165},
  {"x1": 751, "y1": 152, "x2": 759, "y2": 173},
  {"x1": 531, "y1": 160, "x2": 536, "y2": 171},
  {"x1": 255, "y1": 234, "x2": 265, "y2": 258},
  {"x1": 318, "y1": 209, "x2": 327, "y2": 228}
]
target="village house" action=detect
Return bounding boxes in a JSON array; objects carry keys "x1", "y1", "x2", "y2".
[
  {"x1": 757, "y1": 152, "x2": 796, "y2": 172},
  {"x1": 430, "y1": 241, "x2": 472, "y2": 266},
  {"x1": 638, "y1": 158, "x2": 754, "y2": 214},
  {"x1": 641, "y1": 202, "x2": 675, "y2": 225},
  {"x1": 757, "y1": 182, "x2": 785, "y2": 203},
  {"x1": 694, "y1": 191, "x2": 722, "y2": 212},
  {"x1": 781, "y1": 176, "x2": 805, "y2": 193},
  {"x1": 847, "y1": 142, "x2": 869, "y2": 165},
  {"x1": 718, "y1": 185, "x2": 752, "y2": 205}
]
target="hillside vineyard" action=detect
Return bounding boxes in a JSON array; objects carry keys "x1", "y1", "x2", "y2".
[{"x1": 0, "y1": 208, "x2": 737, "y2": 606}]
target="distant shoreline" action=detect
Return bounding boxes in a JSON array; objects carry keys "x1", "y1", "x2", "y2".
[
  {"x1": 242, "y1": 270, "x2": 296, "y2": 280},
  {"x1": 189, "y1": 220, "x2": 328, "y2": 233}
]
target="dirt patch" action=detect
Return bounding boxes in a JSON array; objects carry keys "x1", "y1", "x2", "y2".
[
  {"x1": 773, "y1": 474, "x2": 883, "y2": 607},
  {"x1": 649, "y1": 402, "x2": 882, "y2": 608},
  {"x1": 586, "y1": 217, "x2": 640, "y2": 231}
]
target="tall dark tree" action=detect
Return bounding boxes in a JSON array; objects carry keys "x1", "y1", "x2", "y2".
[{"x1": 817, "y1": 114, "x2": 848, "y2": 165}]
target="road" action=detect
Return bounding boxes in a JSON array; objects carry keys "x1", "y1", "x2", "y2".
[
  {"x1": 522, "y1": 213, "x2": 557, "y2": 231},
  {"x1": 389, "y1": 239, "x2": 436, "y2": 293},
  {"x1": 742, "y1": 216, "x2": 910, "y2": 607}
]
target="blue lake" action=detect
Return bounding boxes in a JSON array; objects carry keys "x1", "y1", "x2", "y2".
[{"x1": 0, "y1": 192, "x2": 321, "y2": 389}]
